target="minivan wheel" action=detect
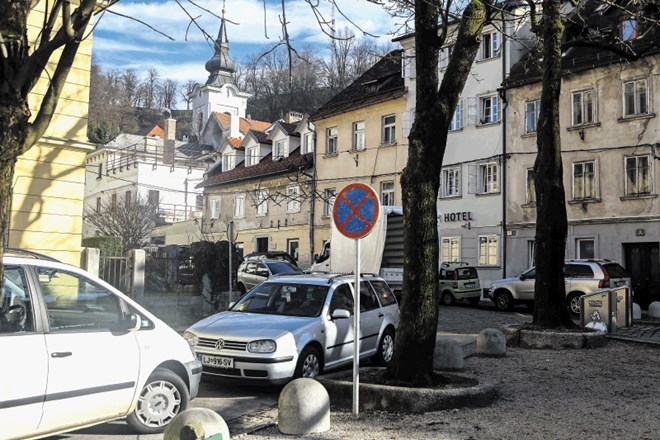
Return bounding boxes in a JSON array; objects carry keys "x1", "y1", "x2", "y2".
[
  {"x1": 294, "y1": 346, "x2": 322, "y2": 379},
  {"x1": 375, "y1": 328, "x2": 395, "y2": 367},
  {"x1": 494, "y1": 291, "x2": 513, "y2": 312},
  {"x1": 567, "y1": 292, "x2": 582, "y2": 315},
  {"x1": 126, "y1": 368, "x2": 189, "y2": 434},
  {"x1": 441, "y1": 291, "x2": 454, "y2": 306}
]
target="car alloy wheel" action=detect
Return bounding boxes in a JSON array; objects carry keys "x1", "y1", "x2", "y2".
[
  {"x1": 495, "y1": 291, "x2": 513, "y2": 312},
  {"x1": 568, "y1": 293, "x2": 582, "y2": 315},
  {"x1": 376, "y1": 329, "x2": 395, "y2": 366}
]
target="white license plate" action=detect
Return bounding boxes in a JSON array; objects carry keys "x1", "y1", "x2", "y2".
[
  {"x1": 200, "y1": 354, "x2": 234, "y2": 368},
  {"x1": 464, "y1": 283, "x2": 475, "y2": 288}
]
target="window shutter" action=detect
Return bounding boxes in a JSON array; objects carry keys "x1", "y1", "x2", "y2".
[
  {"x1": 467, "y1": 97, "x2": 478, "y2": 126},
  {"x1": 467, "y1": 163, "x2": 477, "y2": 194},
  {"x1": 460, "y1": 98, "x2": 467, "y2": 128}
]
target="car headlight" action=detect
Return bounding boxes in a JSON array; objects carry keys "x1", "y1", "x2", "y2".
[
  {"x1": 247, "y1": 339, "x2": 277, "y2": 353},
  {"x1": 183, "y1": 331, "x2": 198, "y2": 348}
]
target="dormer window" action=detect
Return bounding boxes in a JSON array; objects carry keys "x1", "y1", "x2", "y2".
[
  {"x1": 246, "y1": 146, "x2": 259, "y2": 166},
  {"x1": 222, "y1": 154, "x2": 235, "y2": 171},
  {"x1": 274, "y1": 139, "x2": 287, "y2": 159}
]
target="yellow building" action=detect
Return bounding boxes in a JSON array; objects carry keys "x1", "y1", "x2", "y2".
[
  {"x1": 310, "y1": 50, "x2": 409, "y2": 254},
  {"x1": 7, "y1": 2, "x2": 106, "y2": 265}
]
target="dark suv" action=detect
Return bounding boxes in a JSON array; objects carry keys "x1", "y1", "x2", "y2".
[{"x1": 487, "y1": 259, "x2": 631, "y2": 314}]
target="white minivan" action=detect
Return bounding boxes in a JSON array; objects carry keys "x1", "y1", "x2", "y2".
[{"x1": 0, "y1": 251, "x2": 202, "y2": 439}]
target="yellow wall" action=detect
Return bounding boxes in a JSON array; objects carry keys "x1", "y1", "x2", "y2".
[
  {"x1": 312, "y1": 97, "x2": 408, "y2": 254},
  {"x1": 8, "y1": 1, "x2": 95, "y2": 265}
]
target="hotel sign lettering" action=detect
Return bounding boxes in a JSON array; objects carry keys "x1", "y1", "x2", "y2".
[{"x1": 443, "y1": 211, "x2": 474, "y2": 222}]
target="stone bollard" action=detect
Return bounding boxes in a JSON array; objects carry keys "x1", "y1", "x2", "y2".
[
  {"x1": 632, "y1": 303, "x2": 642, "y2": 320},
  {"x1": 648, "y1": 302, "x2": 660, "y2": 318},
  {"x1": 477, "y1": 328, "x2": 506, "y2": 357},
  {"x1": 164, "y1": 408, "x2": 230, "y2": 440},
  {"x1": 433, "y1": 338, "x2": 464, "y2": 371},
  {"x1": 278, "y1": 378, "x2": 330, "y2": 435}
]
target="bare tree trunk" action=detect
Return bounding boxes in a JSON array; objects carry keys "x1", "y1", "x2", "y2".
[
  {"x1": 389, "y1": 0, "x2": 488, "y2": 384},
  {"x1": 532, "y1": 0, "x2": 573, "y2": 328}
]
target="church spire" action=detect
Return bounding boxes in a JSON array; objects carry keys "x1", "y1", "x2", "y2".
[{"x1": 205, "y1": 0, "x2": 236, "y2": 86}]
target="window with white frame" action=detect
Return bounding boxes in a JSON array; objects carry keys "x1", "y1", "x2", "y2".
[
  {"x1": 623, "y1": 79, "x2": 649, "y2": 117},
  {"x1": 256, "y1": 190, "x2": 268, "y2": 216},
  {"x1": 323, "y1": 188, "x2": 336, "y2": 217},
  {"x1": 246, "y1": 147, "x2": 259, "y2": 166},
  {"x1": 352, "y1": 121, "x2": 366, "y2": 151},
  {"x1": 573, "y1": 160, "x2": 596, "y2": 200},
  {"x1": 576, "y1": 238, "x2": 595, "y2": 259},
  {"x1": 287, "y1": 185, "x2": 301, "y2": 213},
  {"x1": 326, "y1": 127, "x2": 338, "y2": 154},
  {"x1": 479, "y1": 31, "x2": 499, "y2": 60},
  {"x1": 478, "y1": 162, "x2": 499, "y2": 194},
  {"x1": 526, "y1": 100, "x2": 541, "y2": 133},
  {"x1": 572, "y1": 89, "x2": 595, "y2": 126},
  {"x1": 210, "y1": 197, "x2": 221, "y2": 219},
  {"x1": 527, "y1": 240, "x2": 536, "y2": 268},
  {"x1": 287, "y1": 239, "x2": 299, "y2": 261},
  {"x1": 441, "y1": 237, "x2": 461, "y2": 263},
  {"x1": 222, "y1": 154, "x2": 235, "y2": 171},
  {"x1": 480, "y1": 95, "x2": 500, "y2": 124},
  {"x1": 450, "y1": 101, "x2": 462, "y2": 131},
  {"x1": 478, "y1": 235, "x2": 499, "y2": 266},
  {"x1": 302, "y1": 132, "x2": 314, "y2": 154},
  {"x1": 234, "y1": 194, "x2": 245, "y2": 218},
  {"x1": 526, "y1": 168, "x2": 536, "y2": 204},
  {"x1": 625, "y1": 155, "x2": 651, "y2": 196},
  {"x1": 274, "y1": 139, "x2": 287, "y2": 159},
  {"x1": 441, "y1": 167, "x2": 461, "y2": 198},
  {"x1": 380, "y1": 181, "x2": 395, "y2": 206},
  {"x1": 382, "y1": 115, "x2": 396, "y2": 145}
]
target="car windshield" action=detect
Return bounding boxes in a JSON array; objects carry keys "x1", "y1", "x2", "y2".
[
  {"x1": 230, "y1": 282, "x2": 328, "y2": 317},
  {"x1": 265, "y1": 261, "x2": 302, "y2": 275}
]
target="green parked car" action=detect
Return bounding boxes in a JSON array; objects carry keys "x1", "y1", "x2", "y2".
[{"x1": 439, "y1": 262, "x2": 482, "y2": 306}]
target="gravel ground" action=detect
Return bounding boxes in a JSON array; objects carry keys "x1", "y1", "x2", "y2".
[{"x1": 243, "y1": 340, "x2": 660, "y2": 439}]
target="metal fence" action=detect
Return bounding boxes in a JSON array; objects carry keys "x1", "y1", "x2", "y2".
[
  {"x1": 145, "y1": 252, "x2": 195, "y2": 294},
  {"x1": 99, "y1": 252, "x2": 130, "y2": 293}
]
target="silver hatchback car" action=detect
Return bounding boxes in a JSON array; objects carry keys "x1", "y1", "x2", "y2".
[{"x1": 183, "y1": 273, "x2": 399, "y2": 384}]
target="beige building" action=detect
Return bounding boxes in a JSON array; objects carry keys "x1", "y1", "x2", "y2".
[
  {"x1": 503, "y1": 5, "x2": 660, "y2": 306},
  {"x1": 310, "y1": 50, "x2": 408, "y2": 254},
  {"x1": 8, "y1": 2, "x2": 108, "y2": 265},
  {"x1": 197, "y1": 117, "x2": 314, "y2": 267}
]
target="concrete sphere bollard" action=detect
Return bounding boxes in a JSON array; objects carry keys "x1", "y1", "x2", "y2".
[
  {"x1": 632, "y1": 303, "x2": 642, "y2": 320},
  {"x1": 278, "y1": 378, "x2": 330, "y2": 435},
  {"x1": 433, "y1": 338, "x2": 464, "y2": 371},
  {"x1": 477, "y1": 328, "x2": 506, "y2": 357},
  {"x1": 648, "y1": 302, "x2": 660, "y2": 318},
  {"x1": 164, "y1": 407, "x2": 230, "y2": 440}
]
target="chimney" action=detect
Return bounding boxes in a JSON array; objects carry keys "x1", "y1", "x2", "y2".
[{"x1": 163, "y1": 118, "x2": 176, "y2": 165}]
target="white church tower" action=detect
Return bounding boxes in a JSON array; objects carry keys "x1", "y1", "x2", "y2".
[{"x1": 189, "y1": 2, "x2": 251, "y2": 144}]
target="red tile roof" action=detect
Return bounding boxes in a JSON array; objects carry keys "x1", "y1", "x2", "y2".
[
  {"x1": 212, "y1": 112, "x2": 271, "y2": 135},
  {"x1": 146, "y1": 124, "x2": 165, "y2": 138}
]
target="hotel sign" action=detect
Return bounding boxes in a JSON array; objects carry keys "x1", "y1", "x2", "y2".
[{"x1": 442, "y1": 211, "x2": 474, "y2": 222}]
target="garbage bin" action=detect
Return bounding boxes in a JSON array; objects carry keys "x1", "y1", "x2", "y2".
[
  {"x1": 580, "y1": 289, "x2": 617, "y2": 333},
  {"x1": 612, "y1": 286, "x2": 632, "y2": 328}
]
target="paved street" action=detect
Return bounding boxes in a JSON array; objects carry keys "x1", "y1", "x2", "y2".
[{"x1": 46, "y1": 301, "x2": 532, "y2": 439}]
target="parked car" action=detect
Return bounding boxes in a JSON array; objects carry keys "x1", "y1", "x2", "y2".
[
  {"x1": 183, "y1": 273, "x2": 399, "y2": 384},
  {"x1": 0, "y1": 250, "x2": 202, "y2": 439},
  {"x1": 236, "y1": 258, "x2": 302, "y2": 294},
  {"x1": 438, "y1": 262, "x2": 482, "y2": 305},
  {"x1": 243, "y1": 250, "x2": 298, "y2": 267},
  {"x1": 487, "y1": 259, "x2": 631, "y2": 314}
]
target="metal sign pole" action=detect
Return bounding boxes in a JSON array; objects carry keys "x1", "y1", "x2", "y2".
[
  {"x1": 228, "y1": 221, "x2": 234, "y2": 296},
  {"x1": 353, "y1": 238, "x2": 361, "y2": 415}
]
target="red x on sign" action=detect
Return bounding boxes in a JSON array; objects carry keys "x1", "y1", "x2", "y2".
[{"x1": 333, "y1": 183, "x2": 380, "y2": 239}]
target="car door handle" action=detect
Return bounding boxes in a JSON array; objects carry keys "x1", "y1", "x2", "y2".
[
  {"x1": 51, "y1": 352, "x2": 72, "y2": 358},
  {"x1": 378, "y1": 313, "x2": 384, "y2": 318}
]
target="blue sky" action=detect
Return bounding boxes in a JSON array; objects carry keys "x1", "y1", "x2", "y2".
[{"x1": 93, "y1": 0, "x2": 406, "y2": 86}]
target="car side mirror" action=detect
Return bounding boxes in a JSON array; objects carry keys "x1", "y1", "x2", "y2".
[
  {"x1": 519, "y1": 274, "x2": 526, "y2": 281},
  {"x1": 115, "y1": 313, "x2": 141, "y2": 332},
  {"x1": 331, "y1": 309, "x2": 351, "y2": 320}
]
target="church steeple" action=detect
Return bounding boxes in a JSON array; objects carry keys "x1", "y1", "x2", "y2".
[{"x1": 205, "y1": 1, "x2": 236, "y2": 86}]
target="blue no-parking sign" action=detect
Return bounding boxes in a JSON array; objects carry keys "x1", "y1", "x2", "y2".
[{"x1": 333, "y1": 183, "x2": 380, "y2": 239}]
